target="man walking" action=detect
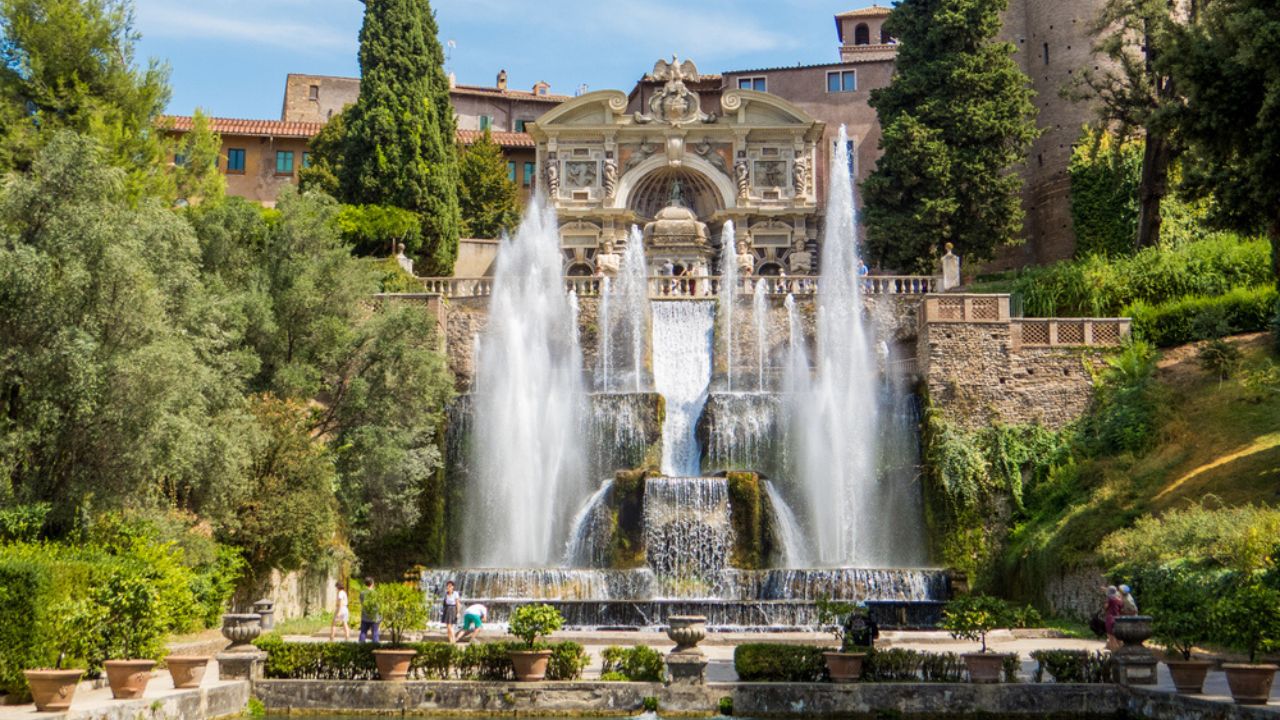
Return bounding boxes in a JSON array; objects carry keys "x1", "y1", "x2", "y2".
[{"x1": 358, "y1": 577, "x2": 381, "y2": 643}]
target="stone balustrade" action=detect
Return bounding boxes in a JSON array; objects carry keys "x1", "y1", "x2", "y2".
[
  {"x1": 1013, "y1": 318, "x2": 1132, "y2": 348},
  {"x1": 417, "y1": 274, "x2": 938, "y2": 299}
]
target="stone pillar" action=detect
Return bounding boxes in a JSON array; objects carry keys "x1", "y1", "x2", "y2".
[
  {"x1": 941, "y1": 243, "x2": 961, "y2": 291},
  {"x1": 664, "y1": 615, "x2": 708, "y2": 685},
  {"x1": 216, "y1": 651, "x2": 267, "y2": 681},
  {"x1": 1112, "y1": 616, "x2": 1158, "y2": 686}
]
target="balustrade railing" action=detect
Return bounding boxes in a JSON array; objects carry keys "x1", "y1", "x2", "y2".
[
  {"x1": 417, "y1": 274, "x2": 939, "y2": 299},
  {"x1": 1014, "y1": 318, "x2": 1132, "y2": 347}
]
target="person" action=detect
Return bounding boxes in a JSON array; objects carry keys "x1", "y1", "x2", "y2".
[
  {"x1": 458, "y1": 602, "x2": 488, "y2": 643},
  {"x1": 1102, "y1": 585, "x2": 1124, "y2": 650},
  {"x1": 1120, "y1": 584, "x2": 1139, "y2": 616},
  {"x1": 358, "y1": 577, "x2": 381, "y2": 643},
  {"x1": 442, "y1": 580, "x2": 461, "y2": 644},
  {"x1": 328, "y1": 580, "x2": 350, "y2": 641}
]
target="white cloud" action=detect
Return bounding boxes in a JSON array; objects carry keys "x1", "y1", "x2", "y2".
[{"x1": 135, "y1": 1, "x2": 356, "y2": 53}]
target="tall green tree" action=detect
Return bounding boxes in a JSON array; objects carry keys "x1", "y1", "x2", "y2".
[
  {"x1": 298, "y1": 110, "x2": 344, "y2": 198},
  {"x1": 457, "y1": 129, "x2": 519, "y2": 239},
  {"x1": 862, "y1": 0, "x2": 1038, "y2": 272},
  {"x1": 338, "y1": 0, "x2": 461, "y2": 275},
  {"x1": 1163, "y1": 0, "x2": 1280, "y2": 289},
  {"x1": 0, "y1": 0, "x2": 171, "y2": 199},
  {"x1": 171, "y1": 108, "x2": 224, "y2": 204}
]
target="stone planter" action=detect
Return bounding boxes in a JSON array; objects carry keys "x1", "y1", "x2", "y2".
[
  {"x1": 373, "y1": 648, "x2": 418, "y2": 681},
  {"x1": 1113, "y1": 616, "x2": 1153, "y2": 648},
  {"x1": 823, "y1": 651, "x2": 867, "y2": 683},
  {"x1": 1165, "y1": 659, "x2": 1211, "y2": 695},
  {"x1": 252, "y1": 599, "x2": 276, "y2": 631},
  {"x1": 1112, "y1": 616, "x2": 1158, "y2": 686},
  {"x1": 962, "y1": 652, "x2": 1010, "y2": 684},
  {"x1": 103, "y1": 659, "x2": 156, "y2": 699},
  {"x1": 165, "y1": 655, "x2": 210, "y2": 689},
  {"x1": 221, "y1": 613, "x2": 262, "y2": 651},
  {"x1": 1222, "y1": 663, "x2": 1278, "y2": 705},
  {"x1": 24, "y1": 669, "x2": 83, "y2": 711},
  {"x1": 509, "y1": 649, "x2": 552, "y2": 682},
  {"x1": 666, "y1": 615, "x2": 707, "y2": 654}
]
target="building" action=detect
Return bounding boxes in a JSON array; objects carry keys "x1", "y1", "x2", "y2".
[{"x1": 164, "y1": 115, "x2": 321, "y2": 206}]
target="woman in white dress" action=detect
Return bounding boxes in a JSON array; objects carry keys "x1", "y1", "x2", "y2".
[{"x1": 329, "y1": 581, "x2": 351, "y2": 641}]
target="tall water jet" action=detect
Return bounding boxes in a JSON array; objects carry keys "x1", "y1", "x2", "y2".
[
  {"x1": 717, "y1": 221, "x2": 738, "y2": 391},
  {"x1": 651, "y1": 301, "x2": 715, "y2": 476},
  {"x1": 764, "y1": 480, "x2": 808, "y2": 567},
  {"x1": 467, "y1": 197, "x2": 588, "y2": 566},
  {"x1": 791, "y1": 127, "x2": 886, "y2": 565},
  {"x1": 753, "y1": 279, "x2": 768, "y2": 390},
  {"x1": 596, "y1": 276, "x2": 611, "y2": 390},
  {"x1": 617, "y1": 226, "x2": 650, "y2": 392}
]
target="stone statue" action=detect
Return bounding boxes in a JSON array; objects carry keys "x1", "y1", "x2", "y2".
[
  {"x1": 694, "y1": 139, "x2": 729, "y2": 176},
  {"x1": 668, "y1": 177, "x2": 686, "y2": 208},
  {"x1": 734, "y1": 159, "x2": 749, "y2": 200},
  {"x1": 792, "y1": 155, "x2": 810, "y2": 196},
  {"x1": 544, "y1": 157, "x2": 560, "y2": 197},
  {"x1": 602, "y1": 157, "x2": 618, "y2": 199},
  {"x1": 633, "y1": 55, "x2": 715, "y2": 125},
  {"x1": 624, "y1": 139, "x2": 657, "y2": 172},
  {"x1": 736, "y1": 236, "x2": 755, "y2": 275}
]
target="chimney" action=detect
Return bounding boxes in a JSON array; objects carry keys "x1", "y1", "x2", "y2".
[
  {"x1": 496, "y1": 69, "x2": 508, "y2": 90},
  {"x1": 448, "y1": 72, "x2": 456, "y2": 89}
]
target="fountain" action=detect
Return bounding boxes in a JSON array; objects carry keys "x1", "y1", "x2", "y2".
[{"x1": 717, "y1": 221, "x2": 738, "y2": 391}]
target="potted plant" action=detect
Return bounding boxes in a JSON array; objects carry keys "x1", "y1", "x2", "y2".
[
  {"x1": 817, "y1": 598, "x2": 876, "y2": 682},
  {"x1": 941, "y1": 594, "x2": 1015, "y2": 683},
  {"x1": 370, "y1": 583, "x2": 428, "y2": 681},
  {"x1": 1216, "y1": 581, "x2": 1280, "y2": 705},
  {"x1": 95, "y1": 570, "x2": 166, "y2": 699},
  {"x1": 1141, "y1": 568, "x2": 1213, "y2": 694},
  {"x1": 508, "y1": 603, "x2": 564, "y2": 681},
  {"x1": 24, "y1": 599, "x2": 95, "y2": 711}
]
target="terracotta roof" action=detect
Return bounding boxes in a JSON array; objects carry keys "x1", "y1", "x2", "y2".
[
  {"x1": 722, "y1": 55, "x2": 894, "y2": 75},
  {"x1": 451, "y1": 83, "x2": 570, "y2": 103},
  {"x1": 836, "y1": 5, "x2": 892, "y2": 17},
  {"x1": 161, "y1": 115, "x2": 323, "y2": 139},
  {"x1": 456, "y1": 129, "x2": 536, "y2": 148}
]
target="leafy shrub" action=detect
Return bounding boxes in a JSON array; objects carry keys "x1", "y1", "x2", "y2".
[
  {"x1": 336, "y1": 203, "x2": 421, "y2": 257},
  {"x1": 1120, "y1": 566, "x2": 1215, "y2": 660},
  {"x1": 642, "y1": 696, "x2": 660, "y2": 712},
  {"x1": 1198, "y1": 338, "x2": 1243, "y2": 380},
  {"x1": 1098, "y1": 503, "x2": 1280, "y2": 574},
  {"x1": 372, "y1": 583, "x2": 428, "y2": 646},
  {"x1": 546, "y1": 641, "x2": 590, "y2": 681},
  {"x1": 1068, "y1": 128, "x2": 1142, "y2": 258},
  {"x1": 0, "y1": 503, "x2": 50, "y2": 543},
  {"x1": 863, "y1": 648, "x2": 968, "y2": 682},
  {"x1": 508, "y1": 603, "x2": 564, "y2": 648},
  {"x1": 941, "y1": 595, "x2": 1014, "y2": 652},
  {"x1": 601, "y1": 645, "x2": 665, "y2": 682},
  {"x1": 718, "y1": 696, "x2": 734, "y2": 715},
  {"x1": 1030, "y1": 649, "x2": 1113, "y2": 683},
  {"x1": 1080, "y1": 340, "x2": 1159, "y2": 455},
  {"x1": 1215, "y1": 581, "x2": 1280, "y2": 664},
  {"x1": 733, "y1": 644, "x2": 828, "y2": 682},
  {"x1": 1010, "y1": 604, "x2": 1043, "y2": 629},
  {"x1": 92, "y1": 560, "x2": 168, "y2": 660},
  {"x1": 253, "y1": 637, "x2": 589, "y2": 681},
  {"x1": 1239, "y1": 360, "x2": 1280, "y2": 402},
  {"x1": 1125, "y1": 285, "x2": 1279, "y2": 347}
]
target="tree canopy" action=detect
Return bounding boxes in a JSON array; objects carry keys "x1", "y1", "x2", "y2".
[
  {"x1": 457, "y1": 129, "x2": 520, "y2": 239},
  {"x1": 862, "y1": 0, "x2": 1038, "y2": 272}
]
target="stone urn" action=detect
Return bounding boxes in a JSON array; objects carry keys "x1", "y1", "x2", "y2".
[
  {"x1": 1222, "y1": 663, "x2": 1278, "y2": 705},
  {"x1": 23, "y1": 669, "x2": 83, "y2": 711},
  {"x1": 252, "y1": 599, "x2": 276, "y2": 631},
  {"x1": 1113, "y1": 616, "x2": 1153, "y2": 649},
  {"x1": 165, "y1": 655, "x2": 211, "y2": 689},
  {"x1": 103, "y1": 659, "x2": 156, "y2": 699},
  {"x1": 221, "y1": 613, "x2": 263, "y2": 651},
  {"x1": 1165, "y1": 658, "x2": 1212, "y2": 694},
  {"x1": 1112, "y1": 616, "x2": 1158, "y2": 685},
  {"x1": 666, "y1": 615, "x2": 707, "y2": 655}
]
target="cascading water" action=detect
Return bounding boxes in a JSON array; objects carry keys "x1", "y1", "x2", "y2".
[
  {"x1": 467, "y1": 196, "x2": 588, "y2": 566},
  {"x1": 651, "y1": 300, "x2": 715, "y2": 476},
  {"x1": 644, "y1": 476, "x2": 732, "y2": 594},
  {"x1": 717, "y1": 221, "x2": 738, "y2": 391},
  {"x1": 752, "y1": 279, "x2": 768, "y2": 390},
  {"x1": 764, "y1": 480, "x2": 808, "y2": 567}
]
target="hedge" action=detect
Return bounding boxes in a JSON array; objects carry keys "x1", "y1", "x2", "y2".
[
  {"x1": 600, "y1": 645, "x2": 665, "y2": 682},
  {"x1": 734, "y1": 644, "x2": 828, "y2": 682},
  {"x1": 0, "y1": 559, "x2": 52, "y2": 696},
  {"x1": 1125, "y1": 285, "x2": 1278, "y2": 347},
  {"x1": 253, "y1": 636, "x2": 588, "y2": 681}
]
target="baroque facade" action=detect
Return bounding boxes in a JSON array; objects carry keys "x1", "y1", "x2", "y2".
[{"x1": 528, "y1": 58, "x2": 824, "y2": 276}]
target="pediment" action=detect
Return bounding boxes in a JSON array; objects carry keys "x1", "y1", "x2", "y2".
[
  {"x1": 531, "y1": 90, "x2": 628, "y2": 130},
  {"x1": 720, "y1": 90, "x2": 814, "y2": 127}
]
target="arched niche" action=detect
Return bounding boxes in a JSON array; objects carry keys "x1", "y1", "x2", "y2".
[
  {"x1": 615, "y1": 154, "x2": 736, "y2": 218},
  {"x1": 854, "y1": 23, "x2": 870, "y2": 45}
]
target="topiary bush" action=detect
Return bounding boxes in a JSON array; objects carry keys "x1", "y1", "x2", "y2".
[
  {"x1": 600, "y1": 645, "x2": 665, "y2": 682},
  {"x1": 733, "y1": 644, "x2": 828, "y2": 682},
  {"x1": 508, "y1": 603, "x2": 564, "y2": 649},
  {"x1": 941, "y1": 594, "x2": 1014, "y2": 653}
]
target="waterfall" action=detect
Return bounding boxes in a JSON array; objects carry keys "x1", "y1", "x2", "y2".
[
  {"x1": 753, "y1": 279, "x2": 768, "y2": 390},
  {"x1": 703, "y1": 392, "x2": 785, "y2": 477},
  {"x1": 651, "y1": 300, "x2": 715, "y2": 477},
  {"x1": 619, "y1": 226, "x2": 649, "y2": 392},
  {"x1": 764, "y1": 480, "x2": 808, "y2": 567},
  {"x1": 564, "y1": 479, "x2": 615, "y2": 567},
  {"x1": 644, "y1": 477, "x2": 733, "y2": 594},
  {"x1": 597, "y1": 276, "x2": 611, "y2": 390},
  {"x1": 717, "y1": 221, "x2": 738, "y2": 391},
  {"x1": 789, "y1": 127, "x2": 886, "y2": 565},
  {"x1": 467, "y1": 196, "x2": 588, "y2": 567}
]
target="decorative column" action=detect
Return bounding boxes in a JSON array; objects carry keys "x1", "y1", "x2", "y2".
[
  {"x1": 217, "y1": 613, "x2": 267, "y2": 681},
  {"x1": 664, "y1": 615, "x2": 708, "y2": 684},
  {"x1": 941, "y1": 243, "x2": 961, "y2": 291}
]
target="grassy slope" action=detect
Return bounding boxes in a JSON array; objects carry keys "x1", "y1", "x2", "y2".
[{"x1": 1000, "y1": 333, "x2": 1280, "y2": 595}]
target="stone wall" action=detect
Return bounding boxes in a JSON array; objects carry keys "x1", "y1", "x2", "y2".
[{"x1": 233, "y1": 566, "x2": 337, "y2": 621}]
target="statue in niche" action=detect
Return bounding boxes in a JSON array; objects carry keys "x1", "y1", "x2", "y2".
[
  {"x1": 756, "y1": 160, "x2": 786, "y2": 188},
  {"x1": 624, "y1": 139, "x2": 657, "y2": 173},
  {"x1": 694, "y1": 139, "x2": 728, "y2": 176},
  {"x1": 668, "y1": 177, "x2": 687, "y2": 208},
  {"x1": 633, "y1": 55, "x2": 718, "y2": 125},
  {"x1": 602, "y1": 156, "x2": 618, "y2": 198},
  {"x1": 793, "y1": 155, "x2": 810, "y2": 195},
  {"x1": 734, "y1": 158, "x2": 750, "y2": 200},
  {"x1": 736, "y1": 236, "x2": 755, "y2": 276},
  {"x1": 544, "y1": 155, "x2": 560, "y2": 196}
]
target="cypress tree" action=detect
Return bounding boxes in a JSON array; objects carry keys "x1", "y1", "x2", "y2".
[
  {"x1": 339, "y1": 0, "x2": 461, "y2": 275},
  {"x1": 862, "y1": 0, "x2": 1038, "y2": 272},
  {"x1": 457, "y1": 129, "x2": 520, "y2": 239}
]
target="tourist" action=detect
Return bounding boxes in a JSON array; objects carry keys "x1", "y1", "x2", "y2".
[
  {"x1": 329, "y1": 580, "x2": 350, "y2": 642},
  {"x1": 359, "y1": 577, "x2": 381, "y2": 643},
  {"x1": 458, "y1": 602, "x2": 488, "y2": 643},
  {"x1": 1120, "y1": 584, "x2": 1139, "y2": 616},
  {"x1": 1102, "y1": 585, "x2": 1123, "y2": 650},
  {"x1": 442, "y1": 580, "x2": 461, "y2": 644}
]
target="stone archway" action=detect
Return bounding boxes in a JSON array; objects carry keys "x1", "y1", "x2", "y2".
[{"x1": 615, "y1": 154, "x2": 736, "y2": 218}]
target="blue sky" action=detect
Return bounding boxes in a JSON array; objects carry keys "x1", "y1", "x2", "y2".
[{"x1": 134, "y1": 0, "x2": 876, "y2": 119}]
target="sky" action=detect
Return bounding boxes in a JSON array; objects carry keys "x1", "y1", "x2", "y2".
[{"x1": 133, "y1": 0, "x2": 876, "y2": 119}]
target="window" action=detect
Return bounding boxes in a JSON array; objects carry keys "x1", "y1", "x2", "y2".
[
  {"x1": 302, "y1": 152, "x2": 312, "y2": 169},
  {"x1": 275, "y1": 150, "x2": 294, "y2": 175},
  {"x1": 479, "y1": 115, "x2": 492, "y2": 131},
  {"x1": 1043, "y1": 43, "x2": 1050, "y2": 64},
  {"x1": 173, "y1": 152, "x2": 187, "y2": 167},
  {"x1": 515, "y1": 119, "x2": 528, "y2": 132},
  {"x1": 227, "y1": 148, "x2": 245, "y2": 173},
  {"x1": 826, "y1": 70, "x2": 857, "y2": 93},
  {"x1": 854, "y1": 23, "x2": 870, "y2": 45},
  {"x1": 308, "y1": 84, "x2": 319, "y2": 100},
  {"x1": 508, "y1": 161, "x2": 517, "y2": 183},
  {"x1": 737, "y1": 76, "x2": 766, "y2": 92},
  {"x1": 881, "y1": 27, "x2": 893, "y2": 44},
  {"x1": 522, "y1": 162, "x2": 535, "y2": 187}
]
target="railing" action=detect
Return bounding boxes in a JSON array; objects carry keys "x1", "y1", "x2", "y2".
[
  {"x1": 1014, "y1": 318, "x2": 1132, "y2": 347},
  {"x1": 418, "y1": 275, "x2": 939, "y2": 299}
]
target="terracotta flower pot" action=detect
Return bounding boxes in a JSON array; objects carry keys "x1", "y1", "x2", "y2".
[
  {"x1": 1165, "y1": 659, "x2": 1211, "y2": 695},
  {"x1": 165, "y1": 655, "x2": 210, "y2": 689},
  {"x1": 373, "y1": 648, "x2": 417, "y2": 681},
  {"x1": 1222, "y1": 663, "x2": 1278, "y2": 705},
  {"x1": 103, "y1": 659, "x2": 156, "y2": 699},
  {"x1": 509, "y1": 649, "x2": 553, "y2": 682},
  {"x1": 823, "y1": 651, "x2": 867, "y2": 683},
  {"x1": 24, "y1": 669, "x2": 83, "y2": 711},
  {"x1": 962, "y1": 652, "x2": 1010, "y2": 684}
]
